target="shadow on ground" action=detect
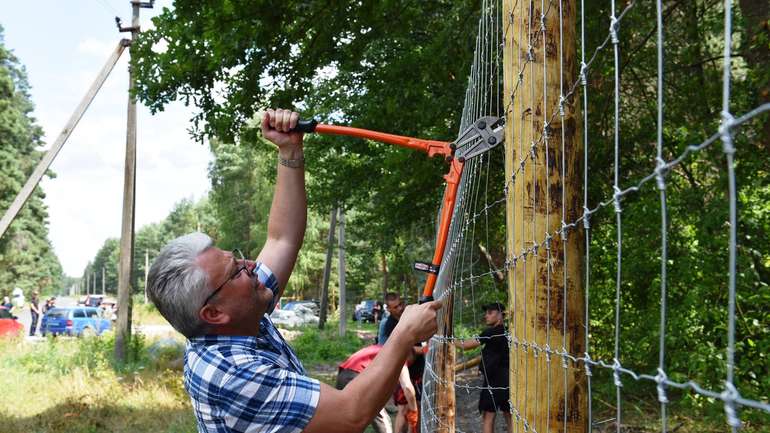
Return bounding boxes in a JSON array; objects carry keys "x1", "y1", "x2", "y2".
[{"x1": 0, "y1": 397, "x2": 196, "y2": 433}]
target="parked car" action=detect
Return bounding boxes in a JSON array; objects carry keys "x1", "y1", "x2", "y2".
[
  {"x1": 353, "y1": 300, "x2": 378, "y2": 323},
  {"x1": 282, "y1": 300, "x2": 320, "y2": 316},
  {"x1": 79, "y1": 295, "x2": 104, "y2": 307},
  {"x1": 270, "y1": 304, "x2": 319, "y2": 328},
  {"x1": 40, "y1": 306, "x2": 111, "y2": 337},
  {"x1": 0, "y1": 306, "x2": 23, "y2": 338}
]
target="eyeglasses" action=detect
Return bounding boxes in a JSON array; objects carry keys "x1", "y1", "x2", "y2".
[{"x1": 201, "y1": 249, "x2": 253, "y2": 309}]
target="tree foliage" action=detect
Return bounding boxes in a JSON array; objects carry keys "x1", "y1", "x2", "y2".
[{"x1": 0, "y1": 26, "x2": 63, "y2": 297}]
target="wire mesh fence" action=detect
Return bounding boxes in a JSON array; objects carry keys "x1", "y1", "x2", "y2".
[{"x1": 420, "y1": 0, "x2": 770, "y2": 432}]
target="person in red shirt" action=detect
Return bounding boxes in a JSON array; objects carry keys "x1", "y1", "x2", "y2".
[{"x1": 337, "y1": 344, "x2": 419, "y2": 433}]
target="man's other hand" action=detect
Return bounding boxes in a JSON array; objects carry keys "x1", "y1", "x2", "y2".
[{"x1": 396, "y1": 300, "x2": 442, "y2": 344}]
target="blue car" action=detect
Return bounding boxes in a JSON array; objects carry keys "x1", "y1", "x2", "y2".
[{"x1": 41, "y1": 307, "x2": 111, "y2": 337}]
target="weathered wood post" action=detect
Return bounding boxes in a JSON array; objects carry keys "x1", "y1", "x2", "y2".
[
  {"x1": 318, "y1": 207, "x2": 337, "y2": 329},
  {"x1": 504, "y1": 0, "x2": 586, "y2": 431}
]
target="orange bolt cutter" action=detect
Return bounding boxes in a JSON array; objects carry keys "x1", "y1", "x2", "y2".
[{"x1": 291, "y1": 116, "x2": 505, "y2": 303}]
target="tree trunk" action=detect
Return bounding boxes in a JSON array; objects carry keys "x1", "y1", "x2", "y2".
[
  {"x1": 381, "y1": 253, "x2": 388, "y2": 299},
  {"x1": 338, "y1": 208, "x2": 347, "y2": 337},
  {"x1": 318, "y1": 208, "x2": 337, "y2": 330}
]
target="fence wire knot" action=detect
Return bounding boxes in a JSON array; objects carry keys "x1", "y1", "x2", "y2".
[
  {"x1": 719, "y1": 111, "x2": 736, "y2": 155},
  {"x1": 583, "y1": 207, "x2": 591, "y2": 230},
  {"x1": 613, "y1": 186, "x2": 623, "y2": 214},
  {"x1": 609, "y1": 15, "x2": 620, "y2": 44},
  {"x1": 527, "y1": 46, "x2": 534, "y2": 62},
  {"x1": 561, "y1": 221, "x2": 569, "y2": 241},
  {"x1": 612, "y1": 358, "x2": 623, "y2": 387},
  {"x1": 561, "y1": 347, "x2": 569, "y2": 368},
  {"x1": 579, "y1": 62, "x2": 588, "y2": 85},
  {"x1": 558, "y1": 95, "x2": 566, "y2": 116},
  {"x1": 584, "y1": 352, "x2": 593, "y2": 376},
  {"x1": 722, "y1": 382, "x2": 742, "y2": 428},
  {"x1": 654, "y1": 157, "x2": 668, "y2": 191},
  {"x1": 655, "y1": 368, "x2": 669, "y2": 404}
]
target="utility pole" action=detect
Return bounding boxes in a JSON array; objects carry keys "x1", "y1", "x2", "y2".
[
  {"x1": 115, "y1": 0, "x2": 153, "y2": 363},
  {"x1": 338, "y1": 207, "x2": 347, "y2": 337},
  {"x1": 318, "y1": 207, "x2": 337, "y2": 329},
  {"x1": 504, "y1": 0, "x2": 586, "y2": 431},
  {"x1": 102, "y1": 266, "x2": 106, "y2": 295}
]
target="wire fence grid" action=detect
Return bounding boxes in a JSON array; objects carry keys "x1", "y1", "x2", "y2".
[{"x1": 420, "y1": 0, "x2": 770, "y2": 432}]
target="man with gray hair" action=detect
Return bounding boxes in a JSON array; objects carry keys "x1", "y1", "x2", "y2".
[{"x1": 148, "y1": 108, "x2": 442, "y2": 433}]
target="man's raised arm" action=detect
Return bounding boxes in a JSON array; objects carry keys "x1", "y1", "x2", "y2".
[{"x1": 256, "y1": 108, "x2": 307, "y2": 300}]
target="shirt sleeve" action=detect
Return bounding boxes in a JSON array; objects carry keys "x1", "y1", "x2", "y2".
[
  {"x1": 254, "y1": 262, "x2": 280, "y2": 314},
  {"x1": 219, "y1": 362, "x2": 321, "y2": 433}
]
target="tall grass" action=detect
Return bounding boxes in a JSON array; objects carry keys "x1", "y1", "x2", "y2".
[
  {"x1": 0, "y1": 314, "x2": 379, "y2": 432},
  {"x1": 0, "y1": 334, "x2": 194, "y2": 433}
]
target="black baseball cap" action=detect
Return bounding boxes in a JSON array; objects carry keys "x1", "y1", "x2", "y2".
[{"x1": 482, "y1": 302, "x2": 505, "y2": 312}]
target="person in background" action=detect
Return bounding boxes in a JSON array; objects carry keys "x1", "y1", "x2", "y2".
[
  {"x1": 378, "y1": 292, "x2": 405, "y2": 345},
  {"x1": 336, "y1": 344, "x2": 419, "y2": 433},
  {"x1": 43, "y1": 297, "x2": 56, "y2": 314},
  {"x1": 454, "y1": 302, "x2": 512, "y2": 433},
  {"x1": 29, "y1": 291, "x2": 41, "y2": 336},
  {"x1": 10, "y1": 287, "x2": 24, "y2": 320},
  {"x1": 2, "y1": 296, "x2": 12, "y2": 310},
  {"x1": 373, "y1": 300, "x2": 384, "y2": 324},
  {"x1": 378, "y1": 293, "x2": 426, "y2": 433}
]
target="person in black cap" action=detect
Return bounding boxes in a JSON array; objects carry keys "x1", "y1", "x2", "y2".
[{"x1": 454, "y1": 302, "x2": 511, "y2": 433}]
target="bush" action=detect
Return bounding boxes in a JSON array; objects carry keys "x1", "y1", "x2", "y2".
[{"x1": 291, "y1": 325, "x2": 368, "y2": 367}]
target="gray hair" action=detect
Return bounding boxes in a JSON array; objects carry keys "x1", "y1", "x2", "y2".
[{"x1": 147, "y1": 232, "x2": 214, "y2": 338}]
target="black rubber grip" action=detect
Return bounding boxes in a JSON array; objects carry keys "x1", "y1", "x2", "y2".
[
  {"x1": 290, "y1": 118, "x2": 318, "y2": 133},
  {"x1": 419, "y1": 295, "x2": 434, "y2": 304}
]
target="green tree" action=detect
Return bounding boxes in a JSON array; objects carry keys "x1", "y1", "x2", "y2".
[{"x1": 0, "y1": 26, "x2": 63, "y2": 296}]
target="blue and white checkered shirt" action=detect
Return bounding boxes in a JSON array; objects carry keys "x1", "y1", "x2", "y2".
[{"x1": 185, "y1": 263, "x2": 320, "y2": 433}]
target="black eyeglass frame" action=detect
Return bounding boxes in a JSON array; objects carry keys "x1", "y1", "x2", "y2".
[{"x1": 200, "y1": 249, "x2": 253, "y2": 309}]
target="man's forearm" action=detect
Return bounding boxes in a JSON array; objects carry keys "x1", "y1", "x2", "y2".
[
  {"x1": 268, "y1": 146, "x2": 307, "y2": 246},
  {"x1": 342, "y1": 327, "x2": 413, "y2": 421}
]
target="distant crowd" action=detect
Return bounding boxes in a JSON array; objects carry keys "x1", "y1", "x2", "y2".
[{"x1": 1, "y1": 289, "x2": 116, "y2": 337}]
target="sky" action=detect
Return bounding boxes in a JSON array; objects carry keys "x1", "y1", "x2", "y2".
[{"x1": 3, "y1": 0, "x2": 213, "y2": 276}]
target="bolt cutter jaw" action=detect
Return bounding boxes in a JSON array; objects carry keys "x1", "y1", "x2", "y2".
[{"x1": 452, "y1": 116, "x2": 506, "y2": 162}]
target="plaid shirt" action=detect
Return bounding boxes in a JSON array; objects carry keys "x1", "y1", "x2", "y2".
[{"x1": 185, "y1": 263, "x2": 320, "y2": 433}]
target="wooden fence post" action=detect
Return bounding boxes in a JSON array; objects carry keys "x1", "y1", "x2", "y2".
[{"x1": 504, "y1": 0, "x2": 587, "y2": 431}]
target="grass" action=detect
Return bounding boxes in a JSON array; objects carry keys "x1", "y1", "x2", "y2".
[
  {"x1": 7, "y1": 314, "x2": 751, "y2": 433},
  {"x1": 131, "y1": 296, "x2": 171, "y2": 326},
  {"x1": 0, "y1": 333, "x2": 195, "y2": 433},
  {"x1": 0, "y1": 312, "x2": 375, "y2": 433}
]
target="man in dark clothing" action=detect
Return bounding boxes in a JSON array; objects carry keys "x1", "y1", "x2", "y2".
[
  {"x1": 455, "y1": 302, "x2": 511, "y2": 433},
  {"x1": 29, "y1": 291, "x2": 41, "y2": 336},
  {"x1": 378, "y1": 292, "x2": 405, "y2": 345}
]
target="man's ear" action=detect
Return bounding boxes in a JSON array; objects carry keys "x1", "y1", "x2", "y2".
[{"x1": 200, "y1": 304, "x2": 231, "y2": 325}]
